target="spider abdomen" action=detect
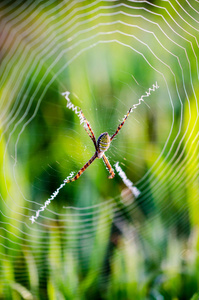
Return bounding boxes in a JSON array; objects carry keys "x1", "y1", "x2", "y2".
[{"x1": 97, "y1": 132, "x2": 110, "y2": 158}]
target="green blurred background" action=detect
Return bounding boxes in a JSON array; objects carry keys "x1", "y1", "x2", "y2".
[{"x1": 0, "y1": 1, "x2": 198, "y2": 299}]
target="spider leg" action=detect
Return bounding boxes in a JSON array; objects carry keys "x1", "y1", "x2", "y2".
[
  {"x1": 65, "y1": 152, "x2": 97, "y2": 183},
  {"x1": 80, "y1": 110, "x2": 97, "y2": 150},
  {"x1": 110, "y1": 107, "x2": 132, "y2": 141},
  {"x1": 102, "y1": 154, "x2": 115, "y2": 179}
]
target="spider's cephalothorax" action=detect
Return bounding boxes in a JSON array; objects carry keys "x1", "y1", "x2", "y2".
[{"x1": 97, "y1": 132, "x2": 111, "y2": 158}]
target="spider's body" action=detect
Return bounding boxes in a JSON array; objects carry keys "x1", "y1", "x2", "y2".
[
  {"x1": 65, "y1": 107, "x2": 132, "y2": 183},
  {"x1": 97, "y1": 132, "x2": 110, "y2": 158}
]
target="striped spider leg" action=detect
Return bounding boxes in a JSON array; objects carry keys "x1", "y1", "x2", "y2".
[
  {"x1": 80, "y1": 110, "x2": 97, "y2": 150},
  {"x1": 65, "y1": 152, "x2": 98, "y2": 182},
  {"x1": 110, "y1": 107, "x2": 132, "y2": 141},
  {"x1": 102, "y1": 154, "x2": 115, "y2": 179},
  {"x1": 65, "y1": 111, "x2": 98, "y2": 183}
]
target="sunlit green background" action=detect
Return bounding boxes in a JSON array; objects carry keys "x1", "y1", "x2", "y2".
[{"x1": 0, "y1": 1, "x2": 199, "y2": 299}]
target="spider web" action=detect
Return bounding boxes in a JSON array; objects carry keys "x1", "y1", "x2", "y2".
[{"x1": 0, "y1": 0, "x2": 198, "y2": 298}]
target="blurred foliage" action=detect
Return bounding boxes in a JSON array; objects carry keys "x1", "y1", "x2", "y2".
[{"x1": 0, "y1": 1, "x2": 199, "y2": 299}]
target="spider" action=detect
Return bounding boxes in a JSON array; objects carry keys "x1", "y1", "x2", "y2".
[{"x1": 65, "y1": 107, "x2": 132, "y2": 183}]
